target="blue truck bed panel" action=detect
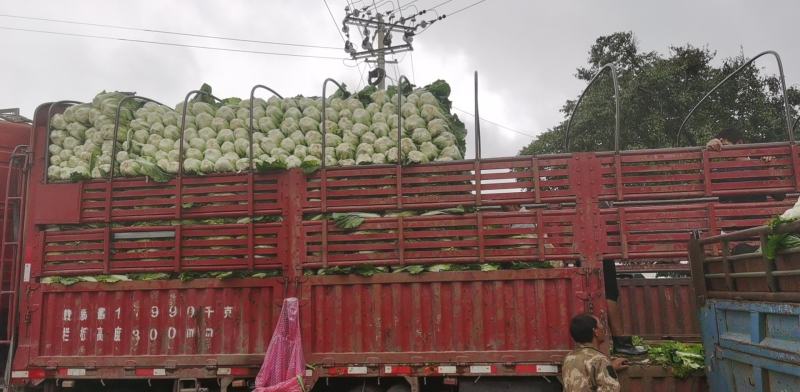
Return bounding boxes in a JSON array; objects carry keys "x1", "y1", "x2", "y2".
[{"x1": 700, "y1": 299, "x2": 800, "y2": 391}]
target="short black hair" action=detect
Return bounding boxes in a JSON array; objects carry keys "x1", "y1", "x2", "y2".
[
  {"x1": 716, "y1": 127, "x2": 744, "y2": 144},
  {"x1": 569, "y1": 314, "x2": 598, "y2": 343}
]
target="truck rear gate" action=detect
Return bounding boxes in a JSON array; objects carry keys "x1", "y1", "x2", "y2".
[
  {"x1": 301, "y1": 269, "x2": 593, "y2": 374},
  {"x1": 22, "y1": 279, "x2": 282, "y2": 377},
  {"x1": 11, "y1": 99, "x2": 800, "y2": 389}
]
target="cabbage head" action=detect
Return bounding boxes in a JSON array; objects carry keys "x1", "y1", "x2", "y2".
[
  {"x1": 214, "y1": 157, "x2": 234, "y2": 172},
  {"x1": 356, "y1": 153, "x2": 372, "y2": 165},
  {"x1": 221, "y1": 141, "x2": 235, "y2": 154},
  {"x1": 335, "y1": 143, "x2": 354, "y2": 160},
  {"x1": 234, "y1": 139, "x2": 250, "y2": 156},
  {"x1": 404, "y1": 115, "x2": 426, "y2": 132},
  {"x1": 439, "y1": 145, "x2": 463, "y2": 160},
  {"x1": 303, "y1": 106, "x2": 321, "y2": 122},
  {"x1": 372, "y1": 153, "x2": 386, "y2": 164},
  {"x1": 184, "y1": 158, "x2": 202, "y2": 174},
  {"x1": 299, "y1": 117, "x2": 319, "y2": 133},
  {"x1": 216, "y1": 129, "x2": 235, "y2": 144},
  {"x1": 406, "y1": 150, "x2": 428, "y2": 164},
  {"x1": 353, "y1": 109, "x2": 372, "y2": 126},
  {"x1": 400, "y1": 138, "x2": 417, "y2": 154},
  {"x1": 360, "y1": 131, "x2": 377, "y2": 145},
  {"x1": 195, "y1": 112, "x2": 214, "y2": 129},
  {"x1": 420, "y1": 141, "x2": 439, "y2": 161},
  {"x1": 433, "y1": 131, "x2": 456, "y2": 149},
  {"x1": 351, "y1": 123, "x2": 369, "y2": 137},
  {"x1": 200, "y1": 159, "x2": 215, "y2": 173},
  {"x1": 204, "y1": 149, "x2": 222, "y2": 163},
  {"x1": 210, "y1": 117, "x2": 228, "y2": 132}
]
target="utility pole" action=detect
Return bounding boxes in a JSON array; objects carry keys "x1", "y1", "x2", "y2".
[
  {"x1": 340, "y1": 4, "x2": 431, "y2": 87},
  {"x1": 376, "y1": 14, "x2": 385, "y2": 89},
  {"x1": 339, "y1": 3, "x2": 448, "y2": 87}
]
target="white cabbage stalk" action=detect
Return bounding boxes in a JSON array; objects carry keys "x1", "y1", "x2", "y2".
[{"x1": 48, "y1": 87, "x2": 464, "y2": 180}]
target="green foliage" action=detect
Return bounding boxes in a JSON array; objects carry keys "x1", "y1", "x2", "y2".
[
  {"x1": 355, "y1": 85, "x2": 378, "y2": 107},
  {"x1": 647, "y1": 341, "x2": 705, "y2": 378},
  {"x1": 521, "y1": 32, "x2": 800, "y2": 155},
  {"x1": 304, "y1": 261, "x2": 555, "y2": 277},
  {"x1": 40, "y1": 270, "x2": 281, "y2": 285},
  {"x1": 331, "y1": 212, "x2": 381, "y2": 230},
  {"x1": 764, "y1": 216, "x2": 800, "y2": 260}
]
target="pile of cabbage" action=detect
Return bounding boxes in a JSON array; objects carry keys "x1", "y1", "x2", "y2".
[{"x1": 47, "y1": 81, "x2": 467, "y2": 181}]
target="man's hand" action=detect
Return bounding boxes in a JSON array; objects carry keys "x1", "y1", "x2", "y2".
[
  {"x1": 611, "y1": 357, "x2": 629, "y2": 371},
  {"x1": 706, "y1": 138, "x2": 724, "y2": 151}
]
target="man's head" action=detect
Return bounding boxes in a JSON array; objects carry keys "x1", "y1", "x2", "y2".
[
  {"x1": 569, "y1": 314, "x2": 604, "y2": 345},
  {"x1": 716, "y1": 127, "x2": 744, "y2": 145}
]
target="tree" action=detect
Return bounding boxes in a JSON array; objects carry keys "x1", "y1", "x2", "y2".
[{"x1": 521, "y1": 32, "x2": 800, "y2": 155}]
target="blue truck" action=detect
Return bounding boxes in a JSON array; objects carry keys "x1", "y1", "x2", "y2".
[{"x1": 689, "y1": 221, "x2": 800, "y2": 391}]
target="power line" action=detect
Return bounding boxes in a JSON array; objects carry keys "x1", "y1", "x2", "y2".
[
  {"x1": 410, "y1": 51, "x2": 417, "y2": 84},
  {"x1": 428, "y1": 0, "x2": 455, "y2": 10},
  {"x1": 0, "y1": 26, "x2": 348, "y2": 60},
  {"x1": 355, "y1": 61, "x2": 367, "y2": 91},
  {"x1": 323, "y1": 0, "x2": 346, "y2": 43},
  {"x1": 0, "y1": 13, "x2": 341, "y2": 50},
  {"x1": 453, "y1": 107, "x2": 536, "y2": 139},
  {"x1": 399, "y1": 0, "x2": 420, "y2": 11},
  {"x1": 327, "y1": 1, "x2": 366, "y2": 90},
  {"x1": 446, "y1": 0, "x2": 490, "y2": 16}
]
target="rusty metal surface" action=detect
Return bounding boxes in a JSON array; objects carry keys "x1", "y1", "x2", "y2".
[
  {"x1": 300, "y1": 268, "x2": 603, "y2": 366},
  {"x1": 21, "y1": 278, "x2": 282, "y2": 369},
  {"x1": 15, "y1": 106, "x2": 800, "y2": 382},
  {"x1": 618, "y1": 278, "x2": 699, "y2": 341},
  {"x1": 620, "y1": 365, "x2": 707, "y2": 392},
  {"x1": 0, "y1": 122, "x2": 29, "y2": 202},
  {"x1": 690, "y1": 217, "x2": 800, "y2": 303}
]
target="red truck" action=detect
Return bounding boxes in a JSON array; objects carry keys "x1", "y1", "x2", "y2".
[
  {"x1": 11, "y1": 50, "x2": 800, "y2": 392},
  {"x1": 0, "y1": 115, "x2": 31, "y2": 390},
  {"x1": 2, "y1": 92, "x2": 793, "y2": 392}
]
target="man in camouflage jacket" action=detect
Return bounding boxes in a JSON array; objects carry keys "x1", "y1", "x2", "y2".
[{"x1": 562, "y1": 314, "x2": 628, "y2": 391}]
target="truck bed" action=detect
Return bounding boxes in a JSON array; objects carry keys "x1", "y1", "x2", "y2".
[{"x1": 11, "y1": 102, "x2": 800, "y2": 386}]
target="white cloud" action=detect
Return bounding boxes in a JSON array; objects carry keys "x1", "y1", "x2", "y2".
[{"x1": 1, "y1": 0, "x2": 799, "y2": 158}]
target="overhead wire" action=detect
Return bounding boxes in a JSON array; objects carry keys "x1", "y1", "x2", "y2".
[
  {"x1": 428, "y1": 0, "x2": 455, "y2": 10},
  {"x1": 325, "y1": 1, "x2": 368, "y2": 90},
  {"x1": 398, "y1": 0, "x2": 420, "y2": 11},
  {"x1": 410, "y1": 52, "x2": 417, "y2": 84},
  {"x1": 323, "y1": 0, "x2": 347, "y2": 43},
  {"x1": 445, "y1": 0, "x2": 489, "y2": 17},
  {"x1": 0, "y1": 26, "x2": 348, "y2": 60},
  {"x1": 453, "y1": 107, "x2": 537, "y2": 139},
  {"x1": 0, "y1": 13, "x2": 341, "y2": 50}
]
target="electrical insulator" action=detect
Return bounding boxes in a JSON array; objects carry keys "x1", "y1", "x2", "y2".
[{"x1": 403, "y1": 31, "x2": 414, "y2": 44}]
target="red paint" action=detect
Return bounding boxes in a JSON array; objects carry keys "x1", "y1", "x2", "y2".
[
  {"x1": 381, "y1": 365, "x2": 412, "y2": 376},
  {"x1": 620, "y1": 365, "x2": 707, "y2": 392},
  {"x1": 11, "y1": 109, "x2": 799, "y2": 383},
  {"x1": 618, "y1": 278, "x2": 700, "y2": 340}
]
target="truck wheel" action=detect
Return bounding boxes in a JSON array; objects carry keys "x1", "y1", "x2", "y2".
[
  {"x1": 386, "y1": 383, "x2": 411, "y2": 392},
  {"x1": 345, "y1": 381, "x2": 384, "y2": 392}
]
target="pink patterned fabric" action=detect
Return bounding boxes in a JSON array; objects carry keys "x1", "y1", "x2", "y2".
[{"x1": 254, "y1": 297, "x2": 305, "y2": 392}]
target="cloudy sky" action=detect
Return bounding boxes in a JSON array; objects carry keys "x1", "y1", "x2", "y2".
[{"x1": 1, "y1": 0, "x2": 799, "y2": 158}]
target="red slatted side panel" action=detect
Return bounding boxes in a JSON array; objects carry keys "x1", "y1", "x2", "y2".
[{"x1": 301, "y1": 269, "x2": 595, "y2": 364}]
